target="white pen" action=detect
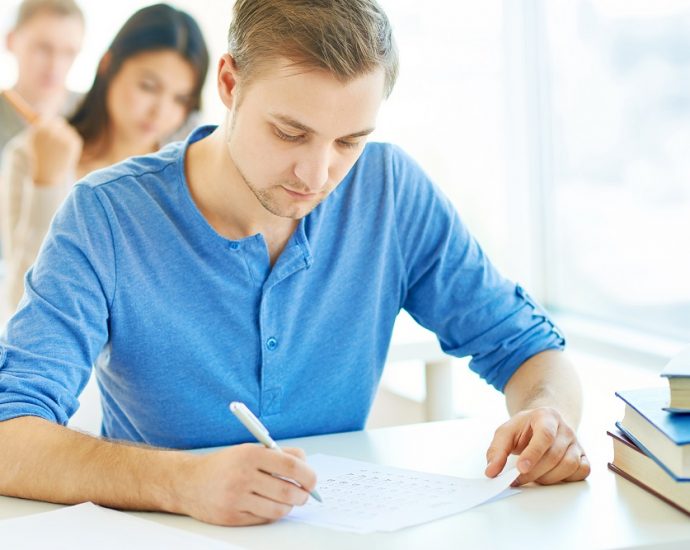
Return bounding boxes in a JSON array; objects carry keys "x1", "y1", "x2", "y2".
[{"x1": 229, "y1": 401, "x2": 323, "y2": 503}]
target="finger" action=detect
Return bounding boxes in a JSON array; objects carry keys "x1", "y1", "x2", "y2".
[
  {"x1": 512, "y1": 426, "x2": 573, "y2": 485},
  {"x1": 484, "y1": 423, "x2": 515, "y2": 478},
  {"x1": 565, "y1": 453, "x2": 591, "y2": 482},
  {"x1": 532, "y1": 443, "x2": 583, "y2": 485},
  {"x1": 214, "y1": 510, "x2": 271, "y2": 527},
  {"x1": 282, "y1": 446, "x2": 307, "y2": 461},
  {"x1": 253, "y1": 469, "x2": 310, "y2": 506},
  {"x1": 241, "y1": 493, "x2": 294, "y2": 521},
  {"x1": 259, "y1": 448, "x2": 317, "y2": 494},
  {"x1": 515, "y1": 412, "x2": 559, "y2": 475}
]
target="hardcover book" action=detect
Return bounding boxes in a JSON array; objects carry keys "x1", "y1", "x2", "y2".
[
  {"x1": 661, "y1": 345, "x2": 690, "y2": 412},
  {"x1": 608, "y1": 429, "x2": 690, "y2": 516},
  {"x1": 615, "y1": 387, "x2": 690, "y2": 479}
]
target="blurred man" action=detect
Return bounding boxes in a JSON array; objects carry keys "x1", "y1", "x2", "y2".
[{"x1": 1, "y1": 0, "x2": 84, "y2": 156}]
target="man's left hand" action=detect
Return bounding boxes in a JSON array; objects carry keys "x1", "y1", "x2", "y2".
[{"x1": 484, "y1": 406, "x2": 590, "y2": 486}]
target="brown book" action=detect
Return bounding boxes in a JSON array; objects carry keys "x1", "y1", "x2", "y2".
[{"x1": 608, "y1": 429, "x2": 690, "y2": 516}]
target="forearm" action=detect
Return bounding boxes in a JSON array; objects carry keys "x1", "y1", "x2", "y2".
[
  {"x1": 503, "y1": 350, "x2": 583, "y2": 429},
  {"x1": 0, "y1": 416, "x2": 190, "y2": 513}
]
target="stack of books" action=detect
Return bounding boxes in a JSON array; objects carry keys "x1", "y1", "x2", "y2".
[{"x1": 608, "y1": 346, "x2": 690, "y2": 515}]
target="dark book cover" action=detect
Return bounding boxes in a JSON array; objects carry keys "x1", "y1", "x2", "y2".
[{"x1": 615, "y1": 388, "x2": 690, "y2": 445}]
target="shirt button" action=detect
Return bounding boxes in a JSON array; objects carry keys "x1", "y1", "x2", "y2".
[
  {"x1": 229, "y1": 242, "x2": 239, "y2": 250},
  {"x1": 266, "y1": 337, "x2": 278, "y2": 351}
]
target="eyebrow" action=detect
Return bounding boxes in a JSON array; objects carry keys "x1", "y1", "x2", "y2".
[
  {"x1": 270, "y1": 112, "x2": 375, "y2": 139},
  {"x1": 140, "y1": 69, "x2": 193, "y2": 97}
]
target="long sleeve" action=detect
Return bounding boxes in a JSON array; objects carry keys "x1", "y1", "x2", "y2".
[
  {"x1": 389, "y1": 146, "x2": 565, "y2": 391},
  {"x1": 0, "y1": 183, "x2": 115, "y2": 425},
  {"x1": 1, "y1": 132, "x2": 72, "y2": 319}
]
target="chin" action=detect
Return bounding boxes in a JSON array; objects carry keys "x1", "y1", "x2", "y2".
[
  {"x1": 37, "y1": 82, "x2": 61, "y2": 93},
  {"x1": 265, "y1": 200, "x2": 317, "y2": 220}
]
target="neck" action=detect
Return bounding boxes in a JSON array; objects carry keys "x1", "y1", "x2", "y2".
[
  {"x1": 81, "y1": 132, "x2": 156, "y2": 172},
  {"x1": 12, "y1": 83, "x2": 67, "y2": 117},
  {"x1": 186, "y1": 126, "x2": 298, "y2": 261}
]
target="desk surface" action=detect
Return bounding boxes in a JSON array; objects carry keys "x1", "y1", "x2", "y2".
[{"x1": 2, "y1": 417, "x2": 689, "y2": 550}]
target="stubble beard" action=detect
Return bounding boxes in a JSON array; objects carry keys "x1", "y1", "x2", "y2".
[
  {"x1": 234, "y1": 162, "x2": 328, "y2": 220},
  {"x1": 226, "y1": 116, "x2": 329, "y2": 220}
]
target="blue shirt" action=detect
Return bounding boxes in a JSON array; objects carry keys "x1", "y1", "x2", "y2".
[{"x1": 0, "y1": 126, "x2": 564, "y2": 449}]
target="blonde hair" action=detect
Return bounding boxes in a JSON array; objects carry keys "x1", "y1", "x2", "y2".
[
  {"x1": 228, "y1": 0, "x2": 398, "y2": 98},
  {"x1": 14, "y1": 0, "x2": 84, "y2": 30}
]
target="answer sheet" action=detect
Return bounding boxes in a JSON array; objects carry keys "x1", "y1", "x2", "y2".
[
  {"x1": 287, "y1": 454, "x2": 520, "y2": 533},
  {"x1": 0, "y1": 502, "x2": 242, "y2": 549}
]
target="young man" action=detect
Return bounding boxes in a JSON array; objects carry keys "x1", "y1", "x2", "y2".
[
  {"x1": 0, "y1": 0, "x2": 84, "y2": 156},
  {"x1": 0, "y1": 0, "x2": 590, "y2": 526}
]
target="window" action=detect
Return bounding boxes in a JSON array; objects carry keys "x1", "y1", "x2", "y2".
[{"x1": 542, "y1": 1, "x2": 690, "y2": 340}]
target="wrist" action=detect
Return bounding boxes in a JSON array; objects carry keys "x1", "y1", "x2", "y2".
[
  {"x1": 33, "y1": 170, "x2": 67, "y2": 187},
  {"x1": 153, "y1": 450, "x2": 198, "y2": 515}
]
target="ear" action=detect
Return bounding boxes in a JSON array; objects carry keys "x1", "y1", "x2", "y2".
[{"x1": 217, "y1": 53, "x2": 241, "y2": 110}]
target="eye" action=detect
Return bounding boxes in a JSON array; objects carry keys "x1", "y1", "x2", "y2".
[
  {"x1": 337, "y1": 140, "x2": 361, "y2": 150},
  {"x1": 274, "y1": 126, "x2": 303, "y2": 142},
  {"x1": 139, "y1": 80, "x2": 157, "y2": 92},
  {"x1": 175, "y1": 95, "x2": 192, "y2": 108}
]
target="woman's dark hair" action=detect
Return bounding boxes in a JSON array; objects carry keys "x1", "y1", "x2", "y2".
[{"x1": 69, "y1": 3, "x2": 209, "y2": 145}]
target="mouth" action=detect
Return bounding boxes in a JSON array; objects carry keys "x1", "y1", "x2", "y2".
[
  {"x1": 140, "y1": 123, "x2": 158, "y2": 134},
  {"x1": 282, "y1": 186, "x2": 318, "y2": 200}
]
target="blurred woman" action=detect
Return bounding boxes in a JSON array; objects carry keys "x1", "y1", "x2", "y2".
[{"x1": 1, "y1": 3, "x2": 209, "y2": 317}]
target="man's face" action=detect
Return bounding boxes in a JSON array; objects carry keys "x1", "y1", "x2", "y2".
[
  {"x1": 7, "y1": 11, "x2": 84, "y2": 98},
  {"x1": 225, "y1": 58, "x2": 385, "y2": 220}
]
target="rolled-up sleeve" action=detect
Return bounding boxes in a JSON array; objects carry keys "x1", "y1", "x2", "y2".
[
  {"x1": 0, "y1": 184, "x2": 115, "y2": 424},
  {"x1": 392, "y1": 146, "x2": 565, "y2": 392}
]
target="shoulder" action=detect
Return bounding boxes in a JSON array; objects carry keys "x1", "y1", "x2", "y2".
[
  {"x1": 354, "y1": 142, "x2": 434, "y2": 187},
  {"x1": 78, "y1": 125, "x2": 214, "y2": 193},
  {"x1": 356, "y1": 141, "x2": 417, "y2": 170},
  {"x1": 61, "y1": 90, "x2": 85, "y2": 118},
  {"x1": 351, "y1": 141, "x2": 442, "y2": 206},
  {"x1": 77, "y1": 140, "x2": 184, "y2": 193},
  {"x1": 0, "y1": 95, "x2": 26, "y2": 144}
]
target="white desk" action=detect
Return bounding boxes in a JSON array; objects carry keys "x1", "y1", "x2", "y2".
[{"x1": 2, "y1": 417, "x2": 689, "y2": 550}]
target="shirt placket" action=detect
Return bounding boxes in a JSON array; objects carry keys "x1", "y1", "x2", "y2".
[{"x1": 257, "y1": 225, "x2": 312, "y2": 417}]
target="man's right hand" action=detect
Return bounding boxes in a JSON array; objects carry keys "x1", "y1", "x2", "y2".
[
  {"x1": 174, "y1": 444, "x2": 317, "y2": 526},
  {"x1": 29, "y1": 118, "x2": 83, "y2": 186}
]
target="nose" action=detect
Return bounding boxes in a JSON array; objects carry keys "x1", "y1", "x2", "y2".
[
  {"x1": 149, "y1": 94, "x2": 180, "y2": 133},
  {"x1": 293, "y1": 145, "x2": 330, "y2": 192},
  {"x1": 149, "y1": 94, "x2": 166, "y2": 120},
  {"x1": 45, "y1": 50, "x2": 62, "y2": 82}
]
